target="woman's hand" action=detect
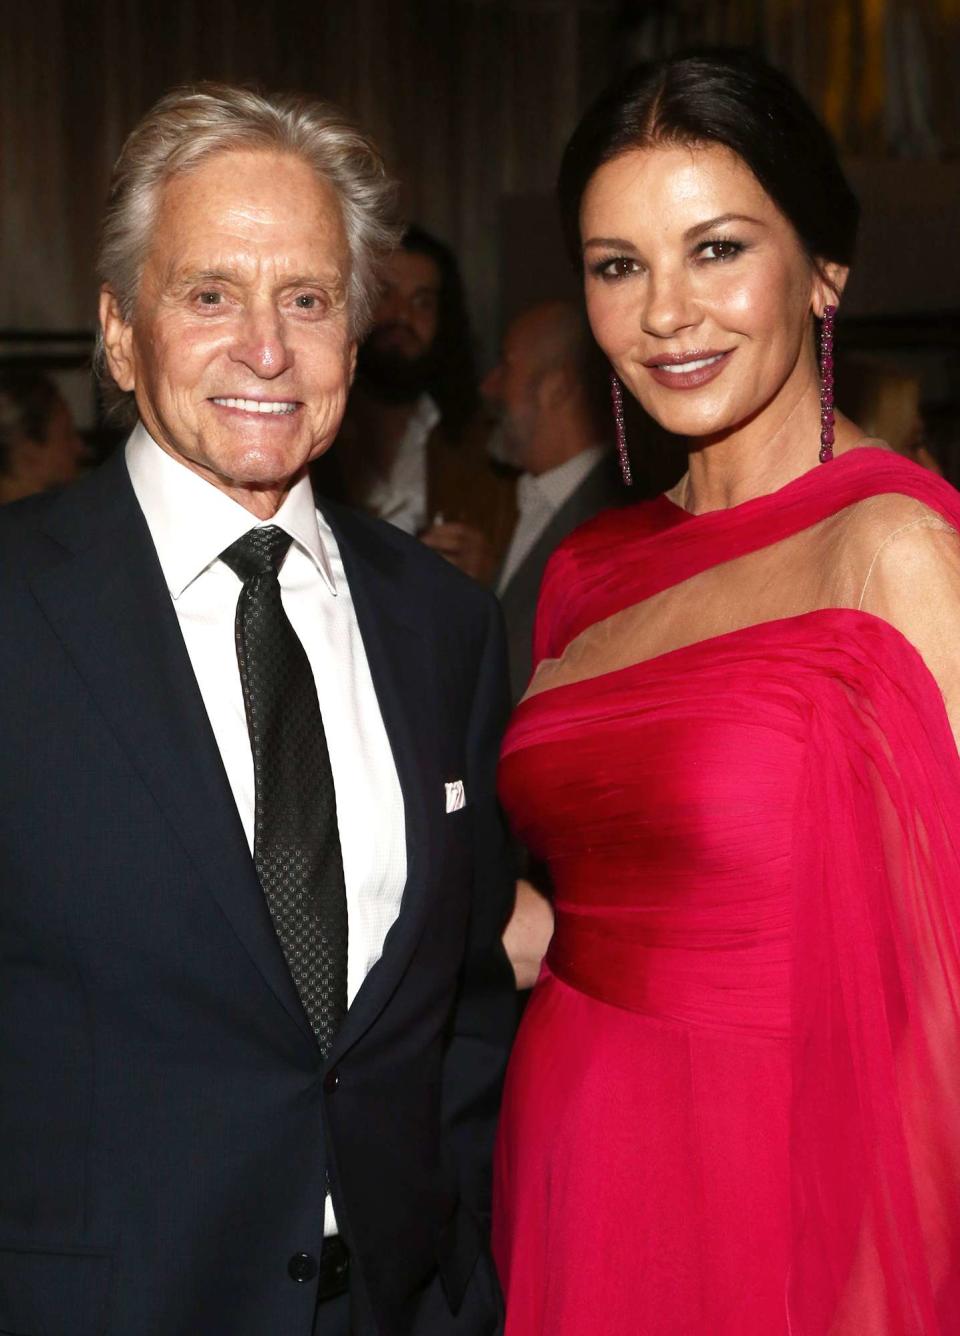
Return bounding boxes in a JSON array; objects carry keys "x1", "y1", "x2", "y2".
[{"x1": 502, "y1": 878, "x2": 555, "y2": 989}]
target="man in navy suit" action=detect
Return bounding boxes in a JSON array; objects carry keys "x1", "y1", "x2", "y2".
[{"x1": 0, "y1": 84, "x2": 515, "y2": 1336}]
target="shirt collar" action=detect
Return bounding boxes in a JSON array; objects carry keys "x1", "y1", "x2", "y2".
[
  {"x1": 527, "y1": 445, "x2": 605, "y2": 514},
  {"x1": 125, "y1": 423, "x2": 336, "y2": 599},
  {"x1": 410, "y1": 393, "x2": 441, "y2": 436}
]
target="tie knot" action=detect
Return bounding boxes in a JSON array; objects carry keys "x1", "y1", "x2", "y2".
[{"x1": 220, "y1": 525, "x2": 293, "y2": 581}]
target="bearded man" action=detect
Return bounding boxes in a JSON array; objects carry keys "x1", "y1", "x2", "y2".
[{"x1": 322, "y1": 227, "x2": 516, "y2": 585}]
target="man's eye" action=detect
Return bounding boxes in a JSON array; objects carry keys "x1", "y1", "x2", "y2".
[
  {"x1": 294, "y1": 293, "x2": 326, "y2": 310},
  {"x1": 196, "y1": 291, "x2": 223, "y2": 306}
]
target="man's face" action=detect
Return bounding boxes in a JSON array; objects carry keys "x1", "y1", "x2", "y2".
[
  {"x1": 357, "y1": 250, "x2": 442, "y2": 401},
  {"x1": 100, "y1": 148, "x2": 356, "y2": 505},
  {"x1": 368, "y1": 250, "x2": 441, "y2": 360},
  {"x1": 481, "y1": 314, "x2": 544, "y2": 470}
]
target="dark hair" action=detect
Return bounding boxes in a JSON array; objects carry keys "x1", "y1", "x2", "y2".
[
  {"x1": 570, "y1": 320, "x2": 617, "y2": 441},
  {"x1": 0, "y1": 370, "x2": 63, "y2": 476},
  {"x1": 399, "y1": 224, "x2": 478, "y2": 436},
  {"x1": 558, "y1": 48, "x2": 859, "y2": 276}
]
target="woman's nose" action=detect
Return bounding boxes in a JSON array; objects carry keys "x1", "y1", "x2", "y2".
[{"x1": 641, "y1": 272, "x2": 699, "y2": 339}]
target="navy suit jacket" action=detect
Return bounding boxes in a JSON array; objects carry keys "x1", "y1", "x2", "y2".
[{"x1": 0, "y1": 448, "x2": 516, "y2": 1336}]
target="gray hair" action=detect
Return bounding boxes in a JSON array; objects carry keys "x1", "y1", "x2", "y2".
[{"x1": 95, "y1": 82, "x2": 400, "y2": 419}]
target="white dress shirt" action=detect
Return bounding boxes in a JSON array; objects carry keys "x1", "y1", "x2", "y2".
[
  {"x1": 363, "y1": 393, "x2": 441, "y2": 534},
  {"x1": 127, "y1": 425, "x2": 407, "y2": 1234},
  {"x1": 496, "y1": 446, "x2": 604, "y2": 594}
]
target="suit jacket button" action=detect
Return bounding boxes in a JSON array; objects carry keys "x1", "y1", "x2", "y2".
[
  {"x1": 288, "y1": 1252, "x2": 318, "y2": 1283},
  {"x1": 323, "y1": 1068, "x2": 340, "y2": 1093}
]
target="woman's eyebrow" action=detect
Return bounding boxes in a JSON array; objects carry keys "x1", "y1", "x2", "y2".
[
  {"x1": 684, "y1": 213, "x2": 764, "y2": 240},
  {"x1": 584, "y1": 214, "x2": 765, "y2": 252},
  {"x1": 582, "y1": 236, "x2": 637, "y2": 252}
]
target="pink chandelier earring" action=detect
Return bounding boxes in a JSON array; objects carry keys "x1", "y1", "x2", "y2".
[
  {"x1": 818, "y1": 304, "x2": 837, "y2": 463},
  {"x1": 610, "y1": 371, "x2": 633, "y2": 486}
]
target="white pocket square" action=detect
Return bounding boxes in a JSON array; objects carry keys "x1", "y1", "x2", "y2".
[{"x1": 445, "y1": 780, "x2": 466, "y2": 813}]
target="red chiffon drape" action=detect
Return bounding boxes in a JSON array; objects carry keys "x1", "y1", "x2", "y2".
[{"x1": 493, "y1": 450, "x2": 960, "y2": 1334}]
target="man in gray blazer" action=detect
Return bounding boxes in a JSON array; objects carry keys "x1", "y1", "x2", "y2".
[{"x1": 483, "y1": 302, "x2": 630, "y2": 703}]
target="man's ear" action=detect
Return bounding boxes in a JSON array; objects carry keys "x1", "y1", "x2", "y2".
[
  {"x1": 537, "y1": 364, "x2": 573, "y2": 413},
  {"x1": 812, "y1": 261, "x2": 849, "y2": 318},
  {"x1": 98, "y1": 287, "x2": 137, "y2": 392}
]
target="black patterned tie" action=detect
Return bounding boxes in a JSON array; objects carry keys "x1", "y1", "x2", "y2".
[{"x1": 220, "y1": 525, "x2": 347, "y2": 1056}]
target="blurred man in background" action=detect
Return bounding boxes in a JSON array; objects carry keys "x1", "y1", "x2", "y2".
[
  {"x1": 323, "y1": 225, "x2": 516, "y2": 582},
  {"x1": 484, "y1": 300, "x2": 629, "y2": 703},
  {"x1": 0, "y1": 369, "x2": 86, "y2": 503},
  {"x1": 481, "y1": 302, "x2": 635, "y2": 998}
]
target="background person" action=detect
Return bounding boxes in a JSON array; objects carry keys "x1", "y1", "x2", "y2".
[
  {"x1": 483, "y1": 300, "x2": 632, "y2": 996},
  {"x1": 840, "y1": 358, "x2": 943, "y2": 473},
  {"x1": 493, "y1": 48, "x2": 960, "y2": 1334},
  {"x1": 0, "y1": 369, "x2": 86, "y2": 502},
  {"x1": 323, "y1": 224, "x2": 516, "y2": 582},
  {"x1": 482, "y1": 300, "x2": 630, "y2": 704}
]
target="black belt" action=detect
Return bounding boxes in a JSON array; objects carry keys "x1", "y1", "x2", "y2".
[{"x1": 318, "y1": 1234, "x2": 350, "y2": 1302}]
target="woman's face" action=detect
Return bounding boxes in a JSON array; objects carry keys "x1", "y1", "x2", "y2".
[{"x1": 580, "y1": 142, "x2": 837, "y2": 441}]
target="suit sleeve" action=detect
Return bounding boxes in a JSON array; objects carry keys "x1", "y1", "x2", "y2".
[{"x1": 440, "y1": 592, "x2": 517, "y2": 1225}]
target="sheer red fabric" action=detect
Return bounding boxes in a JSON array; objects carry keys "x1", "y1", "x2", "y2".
[{"x1": 493, "y1": 449, "x2": 960, "y2": 1333}]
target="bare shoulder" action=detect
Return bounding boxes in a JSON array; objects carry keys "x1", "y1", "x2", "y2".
[
  {"x1": 844, "y1": 495, "x2": 960, "y2": 628},
  {"x1": 845, "y1": 490, "x2": 960, "y2": 736},
  {"x1": 826, "y1": 489, "x2": 958, "y2": 601},
  {"x1": 837, "y1": 489, "x2": 955, "y2": 552}
]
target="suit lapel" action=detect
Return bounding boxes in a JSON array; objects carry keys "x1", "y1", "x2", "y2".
[
  {"x1": 320, "y1": 505, "x2": 442, "y2": 1062},
  {"x1": 32, "y1": 458, "x2": 448, "y2": 1057},
  {"x1": 499, "y1": 455, "x2": 624, "y2": 601},
  {"x1": 29, "y1": 454, "x2": 313, "y2": 1041}
]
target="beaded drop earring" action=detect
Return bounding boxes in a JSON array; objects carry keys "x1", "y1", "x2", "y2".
[
  {"x1": 610, "y1": 371, "x2": 633, "y2": 486},
  {"x1": 819, "y1": 305, "x2": 837, "y2": 463}
]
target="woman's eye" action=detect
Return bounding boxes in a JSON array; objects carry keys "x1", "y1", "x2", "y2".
[
  {"x1": 698, "y1": 239, "x2": 743, "y2": 262},
  {"x1": 594, "y1": 256, "x2": 639, "y2": 281}
]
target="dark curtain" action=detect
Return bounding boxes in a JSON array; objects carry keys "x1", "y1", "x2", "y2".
[{"x1": 2, "y1": 0, "x2": 957, "y2": 353}]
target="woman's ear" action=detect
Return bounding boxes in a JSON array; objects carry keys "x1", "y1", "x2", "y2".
[{"x1": 812, "y1": 261, "x2": 849, "y2": 317}]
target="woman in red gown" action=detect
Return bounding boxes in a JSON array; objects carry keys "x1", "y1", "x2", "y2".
[{"x1": 493, "y1": 50, "x2": 960, "y2": 1334}]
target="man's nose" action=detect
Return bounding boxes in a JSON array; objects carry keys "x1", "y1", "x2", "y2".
[{"x1": 229, "y1": 302, "x2": 292, "y2": 378}]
